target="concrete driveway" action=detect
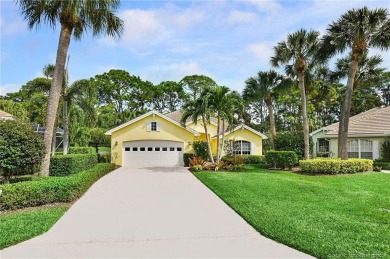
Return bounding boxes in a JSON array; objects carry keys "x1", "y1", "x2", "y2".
[{"x1": 1, "y1": 167, "x2": 312, "y2": 258}]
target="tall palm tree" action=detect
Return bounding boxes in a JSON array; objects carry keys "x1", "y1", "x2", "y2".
[
  {"x1": 271, "y1": 29, "x2": 321, "y2": 159},
  {"x1": 17, "y1": 0, "x2": 123, "y2": 176},
  {"x1": 321, "y1": 7, "x2": 390, "y2": 159},
  {"x1": 181, "y1": 87, "x2": 215, "y2": 163},
  {"x1": 243, "y1": 70, "x2": 287, "y2": 141}
]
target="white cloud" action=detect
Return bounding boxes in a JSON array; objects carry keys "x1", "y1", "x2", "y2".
[
  {"x1": 247, "y1": 0, "x2": 283, "y2": 13},
  {"x1": 227, "y1": 10, "x2": 258, "y2": 24},
  {"x1": 0, "y1": 17, "x2": 27, "y2": 37},
  {"x1": 0, "y1": 84, "x2": 21, "y2": 95},
  {"x1": 137, "y1": 62, "x2": 212, "y2": 84},
  {"x1": 247, "y1": 43, "x2": 274, "y2": 61}
]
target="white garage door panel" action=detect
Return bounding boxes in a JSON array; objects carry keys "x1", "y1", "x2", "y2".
[{"x1": 123, "y1": 140, "x2": 184, "y2": 167}]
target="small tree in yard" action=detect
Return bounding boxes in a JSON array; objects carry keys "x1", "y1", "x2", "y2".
[{"x1": 0, "y1": 121, "x2": 45, "y2": 183}]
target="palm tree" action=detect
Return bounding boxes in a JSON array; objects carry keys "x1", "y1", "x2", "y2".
[
  {"x1": 243, "y1": 70, "x2": 287, "y2": 141},
  {"x1": 321, "y1": 7, "x2": 390, "y2": 159},
  {"x1": 271, "y1": 29, "x2": 321, "y2": 159},
  {"x1": 206, "y1": 86, "x2": 243, "y2": 161},
  {"x1": 333, "y1": 52, "x2": 385, "y2": 90},
  {"x1": 181, "y1": 87, "x2": 215, "y2": 163},
  {"x1": 42, "y1": 64, "x2": 55, "y2": 79},
  {"x1": 17, "y1": 0, "x2": 124, "y2": 176}
]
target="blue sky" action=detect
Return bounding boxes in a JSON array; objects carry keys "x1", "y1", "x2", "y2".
[{"x1": 1, "y1": 0, "x2": 389, "y2": 95}]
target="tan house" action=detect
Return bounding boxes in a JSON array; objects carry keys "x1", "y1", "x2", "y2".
[
  {"x1": 0, "y1": 110, "x2": 15, "y2": 120},
  {"x1": 310, "y1": 106, "x2": 390, "y2": 159},
  {"x1": 105, "y1": 110, "x2": 268, "y2": 167}
]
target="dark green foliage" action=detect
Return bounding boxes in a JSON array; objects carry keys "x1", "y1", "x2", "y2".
[
  {"x1": 243, "y1": 155, "x2": 266, "y2": 164},
  {"x1": 0, "y1": 121, "x2": 45, "y2": 182},
  {"x1": 68, "y1": 147, "x2": 96, "y2": 154},
  {"x1": 98, "y1": 153, "x2": 111, "y2": 163},
  {"x1": 183, "y1": 153, "x2": 195, "y2": 167},
  {"x1": 265, "y1": 151, "x2": 298, "y2": 169},
  {"x1": 381, "y1": 138, "x2": 390, "y2": 161},
  {"x1": 192, "y1": 141, "x2": 209, "y2": 160},
  {"x1": 0, "y1": 163, "x2": 115, "y2": 211},
  {"x1": 49, "y1": 154, "x2": 97, "y2": 176},
  {"x1": 274, "y1": 131, "x2": 313, "y2": 159},
  {"x1": 300, "y1": 159, "x2": 373, "y2": 174},
  {"x1": 373, "y1": 160, "x2": 390, "y2": 170}
]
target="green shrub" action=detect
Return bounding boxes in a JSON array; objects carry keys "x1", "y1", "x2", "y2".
[
  {"x1": 183, "y1": 153, "x2": 195, "y2": 167},
  {"x1": 242, "y1": 155, "x2": 266, "y2": 164},
  {"x1": 373, "y1": 160, "x2": 390, "y2": 170},
  {"x1": 68, "y1": 147, "x2": 96, "y2": 154},
  {"x1": 274, "y1": 131, "x2": 313, "y2": 159},
  {"x1": 192, "y1": 141, "x2": 209, "y2": 160},
  {"x1": 381, "y1": 138, "x2": 390, "y2": 161},
  {"x1": 265, "y1": 151, "x2": 298, "y2": 169},
  {"x1": 98, "y1": 153, "x2": 111, "y2": 163},
  {"x1": 300, "y1": 159, "x2": 373, "y2": 174},
  {"x1": 0, "y1": 121, "x2": 45, "y2": 183},
  {"x1": 0, "y1": 163, "x2": 115, "y2": 210},
  {"x1": 49, "y1": 154, "x2": 97, "y2": 176},
  {"x1": 231, "y1": 156, "x2": 245, "y2": 166}
]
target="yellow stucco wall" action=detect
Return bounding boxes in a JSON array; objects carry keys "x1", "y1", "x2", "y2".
[
  {"x1": 187, "y1": 120, "x2": 218, "y2": 136},
  {"x1": 222, "y1": 129, "x2": 264, "y2": 156},
  {"x1": 110, "y1": 115, "x2": 196, "y2": 166}
]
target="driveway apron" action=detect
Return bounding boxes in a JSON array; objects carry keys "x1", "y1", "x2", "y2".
[{"x1": 1, "y1": 167, "x2": 312, "y2": 258}]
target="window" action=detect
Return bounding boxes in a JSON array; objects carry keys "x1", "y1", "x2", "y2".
[
  {"x1": 233, "y1": 140, "x2": 251, "y2": 155},
  {"x1": 347, "y1": 139, "x2": 373, "y2": 159},
  {"x1": 125, "y1": 147, "x2": 130, "y2": 151},
  {"x1": 133, "y1": 147, "x2": 138, "y2": 151},
  {"x1": 170, "y1": 147, "x2": 175, "y2": 151},
  {"x1": 148, "y1": 147, "x2": 153, "y2": 151},
  {"x1": 162, "y1": 147, "x2": 168, "y2": 151},
  {"x1": 317, "y1": 138, "x2": 330, "y2": 154},
  {"x1": 151, "y1": 122, "x2": 157, "y2": 131},
  {"x1": 155, "y1": 147, "x2": 160, "y2": 151},
  {"x1": 140, "y1": 147, "x2": 145, "y2": 151},
  {"x1": 177, "y1": 147, "x2": 182, "y2": 151}
]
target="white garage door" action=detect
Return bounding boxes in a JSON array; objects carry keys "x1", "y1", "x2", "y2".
[{"x1": 123, "y1": 140, "x2": 184, "y2": 167}]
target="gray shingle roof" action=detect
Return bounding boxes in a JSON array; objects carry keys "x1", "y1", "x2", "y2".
[{"x1": 321, "y1": 106, "x2": 390, "y2": 136}]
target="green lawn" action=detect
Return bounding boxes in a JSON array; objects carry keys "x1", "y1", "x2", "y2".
[
  {"x1": 195, "y1": 165, "x2": 390, "y2": 259},
  {"x1": 0, "y1": 205, "x2": 69, "y2": 249}
]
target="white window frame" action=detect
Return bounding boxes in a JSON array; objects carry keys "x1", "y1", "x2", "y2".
[
  {"x1": 347, "y1": 139, "x2": 373, "y2": 159},
  {"x1": 317, "y1": 138, "x2": 330, "y2": 153},
  {"x1": 233, "y1": 140, "x2": 251, "y2": 155}
]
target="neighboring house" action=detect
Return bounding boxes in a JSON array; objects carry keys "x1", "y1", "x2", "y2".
[
  {"x1": 0, "y1": 110, "x2": 15, "y2": 120},
  {"x1": 310, "y1": 106, "x2": 390, "y2": 160},
  {"x1": 105, "y1": 110, "x2": 268, "y2": 167}
]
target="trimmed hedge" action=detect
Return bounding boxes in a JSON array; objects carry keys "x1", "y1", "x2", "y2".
[
  {"x1": 68, "y1": 147, "x2": 96, "y2": 154},
  {"x1": 373, "y1": 160, "x2": 390, "y2": 170},
  {"x1": 183, "y1": 153, "x2": 195, "y2": 167},
  {"x1": 265, "y1": 151, "x2": 298, "y2": 169},
  {"x1": 50, "y1": 154, "x2": 98, "y2": 176},
  {"x1": 300, "y1": 159, "x2": 373, "y2": 174},
  {"x1": 0, "y1": 163, "x2": 115, "y2": 211},
  {"x1": 243, "y1": 155, "x2": 266, "y2": 164}
]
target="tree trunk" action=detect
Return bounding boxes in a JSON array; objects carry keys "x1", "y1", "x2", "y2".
[
  {"x1": 219, "y1": 119, "x2": 226, "y2": 160},
  {"x1": 298, "y1": 73, "x2": 310, "y2": 160},
  {"x1": 51, "y1": 124, "x2": 57, "y2": 156},
  {"x1": 216, "y1": 114, "x2": 220, "y2": 162},
  {"x1": 338, "y1": 55, "x2": 360, "y2": 160},
  {"x1": 265, "y1": 96, "x2": 276, "y2": 140},
  {"x1": 39, "y1": 24, "x2": 73, "y2": 176},
  {"x1": 63, "y1": 98, "x2": 69, "y2": 155},
  {"x1": 202, "y1": 116, "x2": 214, "y2": 163}
]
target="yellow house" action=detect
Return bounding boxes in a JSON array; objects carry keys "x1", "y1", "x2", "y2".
[{"x1": 105, "y1": 110, "x2": 268, "y2": 167}]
